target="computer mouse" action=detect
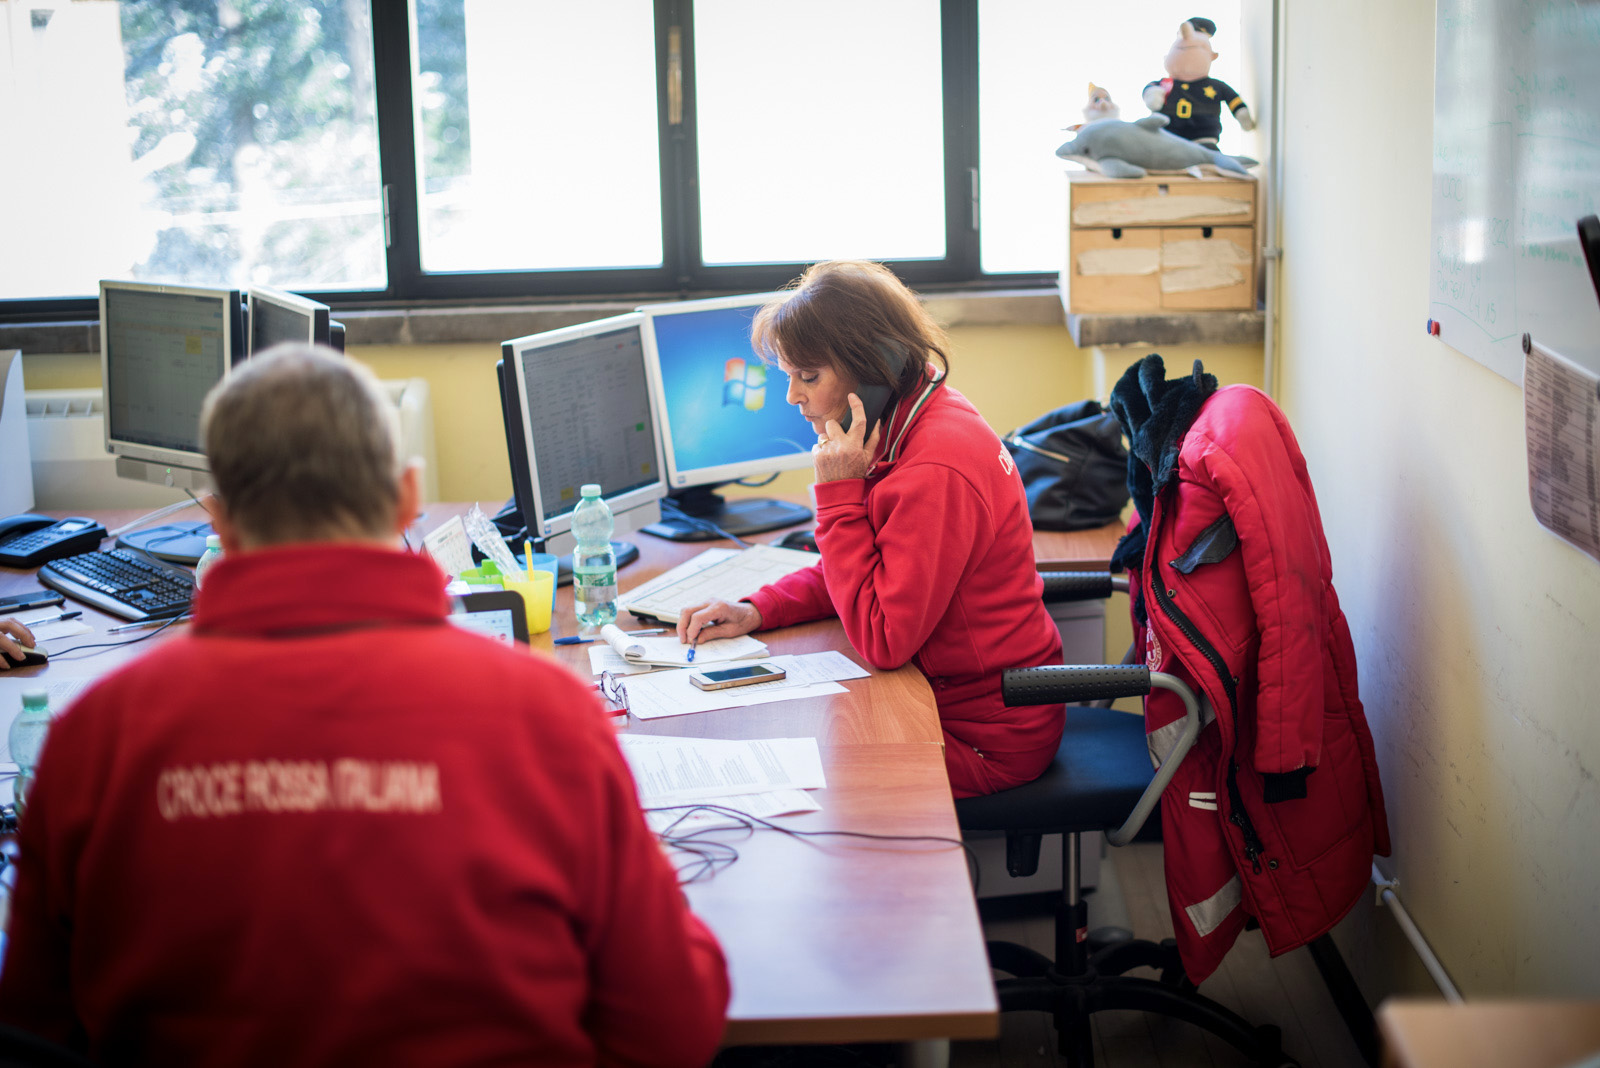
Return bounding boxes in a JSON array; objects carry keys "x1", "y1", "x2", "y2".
[
  {"x1": 5, "y1": 645, "x2": 48, "y2": 668},
  {"x1": 777, "y1": 529, "x2": 819, "y2": 554}
]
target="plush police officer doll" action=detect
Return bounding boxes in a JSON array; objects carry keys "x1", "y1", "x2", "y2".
[{"x1": 1141, "y1": 17, "x2": 1255, "y2": 147}]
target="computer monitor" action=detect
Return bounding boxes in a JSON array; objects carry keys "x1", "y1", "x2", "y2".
[
  {"x1": 247, "y1": 284, "x2": 345, "y2": 354},
  {"x1": 636, "y1": 293, "x2": 815, "y2": 539},
  {"x1": 99, "y1": 279, "x2": 245, "y2": 564},
  {"x1": 503, "y1": 313, "x2": 668, "y2": 556}
]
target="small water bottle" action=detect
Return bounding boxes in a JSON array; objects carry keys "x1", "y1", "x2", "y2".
[
  {"x1": 9, "y1": 688, "x2": 52, "y2": 815},
  {"x1": 570, "y1": 484, "x2": 617, "y2": 628},
  {"x1": 194, "y1": 533, "x2": 224, "y2": 588}
]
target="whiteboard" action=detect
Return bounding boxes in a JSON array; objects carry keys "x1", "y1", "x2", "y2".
[{"x1": 1430, "y1": 0, "x2": 1600, "y2": 384}]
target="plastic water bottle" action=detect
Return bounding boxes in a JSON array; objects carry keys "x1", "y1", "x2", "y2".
[
  {"x1": 9, "y1": 689, "x2": 52, "y2": 815},
  {"x1": 193, "y1": 533, "x2": 224, "y2": 588},
  {"x1": 571, "y1": 484, "x2": 617, "y2": 628}
]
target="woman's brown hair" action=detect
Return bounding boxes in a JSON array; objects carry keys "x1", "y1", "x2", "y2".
[{"x1": 750, "y1": 260, "x2": 950, "y2": 397}]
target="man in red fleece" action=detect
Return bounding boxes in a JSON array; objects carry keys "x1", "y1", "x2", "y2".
[{"x1": 0, "y1": 346, "x2": 728, "y2": 1067}]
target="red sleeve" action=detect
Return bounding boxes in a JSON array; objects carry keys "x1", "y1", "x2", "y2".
[
  {"x1": 571, "y1": 681, "x2": 730, "y2": 1066},
  {"x1": 745, "y1": 561, "x2": 834, "y2": 630},
  {"x1": 0, "y1": 705, "x2": 98, "y2": 1046},
  {"x1": 1191, "y1": 416, "x2": 1327, "y2": 775},
  {"x1": 783, "y1": 463, "x2": 993, "y2": 671}
]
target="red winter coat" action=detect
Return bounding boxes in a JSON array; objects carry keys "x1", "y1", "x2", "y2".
[
  {"x1": 748, "y1": 375, "x2": 1064, "y2": 798},
  {"x1": 0, "y1": 545, "x2": 729, "y2": 1067},
  {"x1": 1123, "y1": 383, "x2": 1390, "y2": 984}
]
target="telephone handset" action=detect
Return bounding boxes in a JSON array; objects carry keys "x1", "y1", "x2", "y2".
[
  {"x1": 839, "y1": 341, "x2": 910, "y2": 438},
  {"x1": 0, "y1": 514, "x2": 109, "y2": 569}
]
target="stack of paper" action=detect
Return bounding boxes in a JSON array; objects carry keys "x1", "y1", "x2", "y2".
[{"x1": 619, "y1": 734, "x2": 827, "y2": 831}]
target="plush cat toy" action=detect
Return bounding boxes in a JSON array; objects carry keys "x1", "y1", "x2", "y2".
[{"x1": 1141, "y1": 17, "x2": 1254, "y2": 147}]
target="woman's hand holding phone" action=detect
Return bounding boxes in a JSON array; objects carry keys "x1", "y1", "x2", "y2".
[{"x1": 813, "y1": 392, "x2": 883, "y2": 484}]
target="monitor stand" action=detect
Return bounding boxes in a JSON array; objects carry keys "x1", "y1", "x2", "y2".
[
  {"x1": 118, "y1": 522, "x2": 215, "y2": 566},
  {"x1": 642, "y1": 486, "x2": 812, "y2": 542}
]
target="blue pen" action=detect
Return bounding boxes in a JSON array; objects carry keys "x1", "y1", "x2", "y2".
[
  {"x1": 553, "y1": 636, "x2": 593, "y2": 646},
  {"x1": 687, "y1": 639, "x2": 696, "y2": 663}
]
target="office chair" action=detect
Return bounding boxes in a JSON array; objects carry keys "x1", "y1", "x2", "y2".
[{"x1": 954, "y1": 571, "x2": 1299, "y2": 1068}]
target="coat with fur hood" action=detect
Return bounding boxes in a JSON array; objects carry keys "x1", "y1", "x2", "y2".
[{"x1": 1109, "y1": 355, "x2": 1390, "y2": 984}]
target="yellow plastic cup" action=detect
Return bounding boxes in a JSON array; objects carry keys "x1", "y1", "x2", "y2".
[{"x1": 503, "y1": 571, "x2": 555, "y2": 635}]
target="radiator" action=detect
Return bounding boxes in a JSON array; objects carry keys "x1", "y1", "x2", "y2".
[{"x1": 25, "y1": 380, "x2": 440, "y2": 511}]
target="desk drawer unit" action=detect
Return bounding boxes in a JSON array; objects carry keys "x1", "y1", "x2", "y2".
[{"x1": 1061, "y1": 172, "x2": 1259, "y2": 314}]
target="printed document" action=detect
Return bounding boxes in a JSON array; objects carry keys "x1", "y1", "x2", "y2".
[
  {"x1": 618, "y1": 734, "x2": 825, "y2": 804},
  {"x1": 1525, "y1": 337, "x2": 1600, "y2": 563},
  {"x1": 618, "y1": 665, "x2": 846, "y2": 719}
]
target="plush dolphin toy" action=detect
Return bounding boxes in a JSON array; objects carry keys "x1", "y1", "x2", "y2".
[{"x1": 1056, "y1": 114, "x2": 1257, "y2": 179}]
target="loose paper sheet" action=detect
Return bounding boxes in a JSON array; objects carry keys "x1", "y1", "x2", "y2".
[
  {"x1": 644, "y1": 788, "x2": 822, "y2": 832},
  {"x1": 619, "y1": 666, "x2": 846, "y2": 720},
  {"x1": 422, "y1": 515, "x2": 477, "y2": 578},
  {"x1": 617, "y1": 734, "x2": 825, "y2": 804},
  {"x1": 1525, "y1": 337, "x2": 1600, "y2": 562}
]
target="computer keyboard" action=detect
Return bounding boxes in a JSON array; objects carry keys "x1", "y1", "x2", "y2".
[{"x1": 37, "y1": 548, "x2": 195, "y2": 622}]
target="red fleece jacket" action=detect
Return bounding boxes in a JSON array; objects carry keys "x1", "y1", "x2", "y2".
[
  {"x1": 0, "y1": 545, "x2": 728, "y2": 1067},
  {"x1": 747, "y1": 379, "x2": 1064, "y2": 786}
]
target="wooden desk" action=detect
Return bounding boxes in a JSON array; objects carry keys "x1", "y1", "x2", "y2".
[
  {"x1": 1, "y1": 505, "x2": 997, "y2": 1046},
  {"x1": 1031, "y1": 519, "x2": 1124, "y2": 573},
  {"x1": 1378, "y1": 999, "x2": 1600, "y2": 1068}
]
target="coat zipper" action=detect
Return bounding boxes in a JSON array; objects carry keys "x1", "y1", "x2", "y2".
[{"x1": 1147, "y1": 513, "x2": 1267, "y2": 876}]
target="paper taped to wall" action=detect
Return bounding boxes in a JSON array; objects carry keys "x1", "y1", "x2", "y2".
[{"x1": 1523, "y1": 335, "x2": 1600, "y2": 563}]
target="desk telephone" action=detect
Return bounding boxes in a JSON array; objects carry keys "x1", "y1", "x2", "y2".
[{"x1": 0, "y1": 514, "x2": 109, "y2": 569}]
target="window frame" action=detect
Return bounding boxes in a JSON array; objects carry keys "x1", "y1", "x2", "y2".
[{"x1": 1, "y1": 0, "x2": 1055, "y2": 324}]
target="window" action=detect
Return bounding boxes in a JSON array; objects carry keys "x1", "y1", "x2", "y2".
[
  {"x1": 0, "y1": 1, "x2": 1248, "y2": 315},
  {"x1": 0, "y1": 0, "x2": 383, "y2": 302}
]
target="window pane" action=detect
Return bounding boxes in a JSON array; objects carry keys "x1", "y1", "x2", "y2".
[
  {"x1": 415, "y1": 0, "x2": 662, "y2": 273},
  {"x1": 979, "y1": 0, "x2": 1243, "y2": 274},
  {"x1": 0, "y1": 0, "x2": 383, "y2": 300},
  {"x1": 695, "y1": 0, "x2": 945, "y2": 266}
]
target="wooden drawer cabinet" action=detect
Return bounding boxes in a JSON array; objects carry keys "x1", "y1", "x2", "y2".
[{"x1": 1062, "y1": 172, "x2": 1259, "y2": 314}]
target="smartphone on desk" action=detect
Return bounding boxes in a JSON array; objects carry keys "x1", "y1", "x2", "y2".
[{"x1": 688, "y1": 662, "x2": 787, "y2": 691}]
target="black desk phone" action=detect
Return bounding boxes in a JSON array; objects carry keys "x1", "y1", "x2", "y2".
[{"x1": 0, "y1": 514, "x2": 109, "y2": 569}]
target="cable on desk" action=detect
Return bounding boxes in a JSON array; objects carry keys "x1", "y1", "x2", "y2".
[
  {"x1": 657, "y1": 499, "x2": 752, "y2": 549},
  {"x1": 45, "y1": 615, "x2": 187, "y2": 660},
  {"x1": 646, "y1": 803, "x2": 980, "y2": 889}
]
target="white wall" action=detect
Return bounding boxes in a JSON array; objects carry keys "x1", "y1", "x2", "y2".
[{"x1": 1276, "y1": 0, "x2": 1600, "y2": 997}]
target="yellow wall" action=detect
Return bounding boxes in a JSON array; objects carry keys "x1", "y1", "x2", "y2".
[
  {"x1": 19, "y1": 325, "x2": 1261, "y2": 673},
  {"x1": 1277, "y1": 0, "x2": 1600, "y2": 998}
]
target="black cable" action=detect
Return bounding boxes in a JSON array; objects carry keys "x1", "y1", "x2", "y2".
[
  {"x1": 658, "y1": 498, "x2": 752, "y2": 549},
  {"x1": 646, "y1": 802, "x2": 980, "y2": 888},
  {"x1": 45, "y1": 614, "x2": 187, "y2": 660}
]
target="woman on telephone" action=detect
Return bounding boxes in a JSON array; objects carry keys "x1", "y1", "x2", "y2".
[{"x1": 676, "y1": 260, "x2": 1064, "y2": 798}]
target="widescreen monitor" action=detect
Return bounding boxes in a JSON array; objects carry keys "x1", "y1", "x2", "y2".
[
  {"x1": 247, "y1": 284, "x2": 342, "y2": 354},
  {"x1": 504, "y1": 313, "x2": 668, "y2": 556},
  {"x1": 637, "y1": 293, "x2": 815, "y2": 539},
  {"x1": 99, "y1": 279, "x2": 244, "y2": 564}
]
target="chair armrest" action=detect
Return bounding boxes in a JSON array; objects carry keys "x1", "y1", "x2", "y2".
[
  {"x1": 1040, "y1": 571, "x2": 1116, "y2": 602},
  {"x1": 1002, "y1": 666, "x2": 1205, "y2": 848}
]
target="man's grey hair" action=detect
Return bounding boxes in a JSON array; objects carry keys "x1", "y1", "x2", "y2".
[{"x1": 200, "y1": 344, "x2": 403, "y2": 546}]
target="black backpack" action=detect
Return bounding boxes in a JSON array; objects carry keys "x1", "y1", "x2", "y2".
[{"x1": 1003, "y1": 400, "x2": 1130, "y2": 531}]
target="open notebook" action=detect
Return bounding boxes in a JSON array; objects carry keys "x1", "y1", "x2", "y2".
[{"x1": 598, "y1": 624, "x2": 767, "y2": 668}]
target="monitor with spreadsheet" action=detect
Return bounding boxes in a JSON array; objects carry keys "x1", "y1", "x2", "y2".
[
  {"x1": 100, "y1": 279, "x2": 244, "y2": 564},
  {"x1": 636, "y1": 293, "x2": 814, "y2": 539},
  {"x1": 503, "y1": 313, "x2": 668, "y2": 555},
  {"x1": 247, "y1": 284, "x2": 343, "y2": 354}
]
